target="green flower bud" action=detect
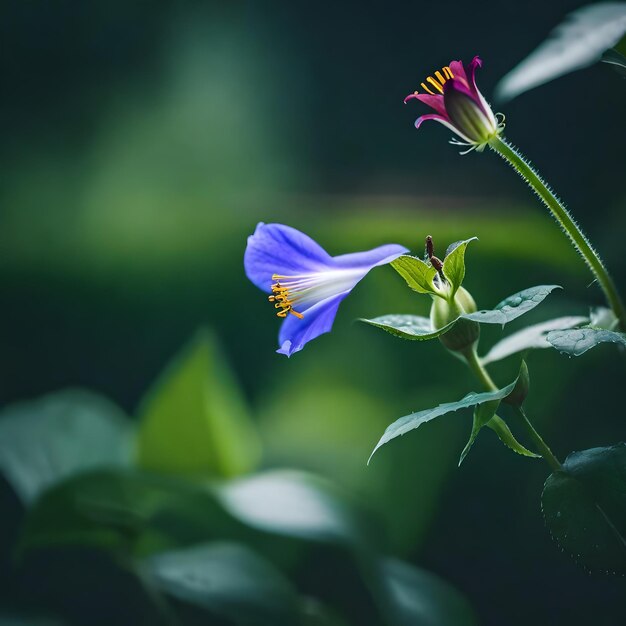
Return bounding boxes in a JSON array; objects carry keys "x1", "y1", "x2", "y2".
[
  {"x1": 454, "y1": 286, "x2": 477, "y2": 315},
  {"x1": 430, "y1": 287, "x2": 480, "y2": 354}
]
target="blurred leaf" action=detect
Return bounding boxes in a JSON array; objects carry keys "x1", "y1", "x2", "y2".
[
  {"x1": 19, "y1": 469, "x2": 399, "y2": 624},
  {"x1": 359, "y1": 315, "x2": 446, "y2": 341},
  {"x1": 140, "y1": 542, "x2": 300, "y2": 626},
  {"x1": 458, "y1": 400, "x2": 501, "y2": 466},
  {"x1": 381, "y1": 558, "x2": 476, "y2": 626},
  {"x1": 216, "y1": 470, "x2": 371, "y2": 549},
  {"x1": 295, "y1": 598, "x2": 350, "y2": 626},
  {"x1": 17, "y1": 469, "x2": 245, "y2": 558},
  {"x1": 0, "y1": 390, "x2": 132, "y2": 505},
  {"x1": 19, "y1": 467, "x2": 376, "y2": 565},
  {"x1": 442, "y1": 238, "x2": 476, "y2": 296},
  {"x1": 601, "y1": 47, "x2": 626, "y2": 76},
  {"x1": 546, "y1": 327, "x2": 626, "y2": 356},
  {"x1": 542, "y1": 443, "x2": 626, "y2": 574},
  {"x1": 258, "y1": 380, "x2": 455, "y2": 554},
  {"x1": 390, "y1": 256, "x2": 438, "y2": 295},
  {"x1": 370, "y1": 373, "x2": 522, "y2": 462},
  {"x1": 463, "y1": 285, "x2": 561, "y2": 326},
  {"x1": 486, "y1": 416, "x2": 540, "y2": 459},
  {"x1": 495, "y1": 2, "x2": 626, "y2": 102},
  {"x1": 136, "y1": 329, "x2": 261, "y2": 478},
  {"x1": 482, "y1": 315, "x2": 587, "y2": 364}
]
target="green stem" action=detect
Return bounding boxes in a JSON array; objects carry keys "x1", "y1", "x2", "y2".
[
  {"x1": 463, "y1": 347, "x2": 562, "y2": 471},
  {"x1": 488, "y1": 135, "x2": 626, "y2": 330},
  {"x1": 463, "y1": 346, "x2": 498, "y2": 391},
  {"x1": 511, "y1": 405, "x2": 562, "y2": 472}
]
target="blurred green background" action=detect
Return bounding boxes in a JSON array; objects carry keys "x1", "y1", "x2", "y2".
[{"x1": 1, "y1": 1, "x2": 625, "y2": 625}]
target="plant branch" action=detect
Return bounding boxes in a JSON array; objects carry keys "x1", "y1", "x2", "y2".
[{"x1": 463, "y1": 347, "x2": 562, "y2": 471}]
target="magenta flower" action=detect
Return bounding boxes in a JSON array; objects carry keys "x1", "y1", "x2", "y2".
[
  {"x1": 244, "y1": 223, "x2": 407, "y2": 356},
  {"x1": 404, "y1": 56, "x2": 504, "y2": 153}
]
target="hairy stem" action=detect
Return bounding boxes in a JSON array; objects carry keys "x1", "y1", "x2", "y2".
[
  {"x1": 463, "y1": 347, "x2": 562, "y2": 471},
  {"x1": 488, "y1": 135, "x2": 625, "y2": 330}
]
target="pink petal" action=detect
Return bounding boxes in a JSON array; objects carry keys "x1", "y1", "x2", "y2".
[
  {"x1": 405, "y1": 92, "x2": 447, "y2": 117},
  {"x1": 448, "y1": 60, "x2": 468, "y2": 86},
  {"x1": 466, "y1": 56, "x2": 483, "y2": 95},
  {"x1": 414, "y1": 113, "x2": 472, "y2": 144}
]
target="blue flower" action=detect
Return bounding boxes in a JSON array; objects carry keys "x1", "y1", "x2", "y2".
[{"x1": 244, "y1": 223, "x2": 408, "y2": 356}]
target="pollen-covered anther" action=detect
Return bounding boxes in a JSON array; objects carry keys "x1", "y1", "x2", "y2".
[
  {"x1": 268, "y1": 279, "x2": 304, "y2": 319},
  {"x1": 417, "y1": 65, "x2": 454, "y2": 95}
]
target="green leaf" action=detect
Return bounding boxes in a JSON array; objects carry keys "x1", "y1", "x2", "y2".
[
  {"x1": 542, "y1": 443, "x2": 626, "y2": 574},
  {"x1": 359, "y1": 315, "x2": 449, "y2": 341},
  {"x1": 463, "y1": 285, "x2": 561, "y2": 326},
  {"x1": 381, "y1": 558, "x2": 477, "y2": 626},
  {"x1": 495, "y1": 3, "x2": 626, "y2": 102},
  {"x1": 140, "y1": 542, "x2": 300, "y2": 626},
  {"x1": 136, "y1": 329, "x2": 261, "y2": 478},
  {"x1": 482, "y1": 315, "x2": 587, "y2": 364},
  {"x1": 390, "y1": 256, "x2": 438, "y2": 295},
  {"x1": 0, "y1": 390, "x2": 133, "y2": 505},
  {"x1": 458, "y1": 400, "x2": 501, "y2": 466},
  {"x1": 361, "y1": 286, "x2": 560, "y2": 344},
  {"x1": 389, "y1": 238, "x2": 476, "y2": 299},
  {"x1": 442, "y1": 238, "x2": 476, "y2": 296},
  {"x1": 216, "y1": 470, "x2": 369, "y2": 548},
  {"x1": 369, "y1": 377, "x2": 521, "y2": 463},
  {"x1": 546, "y1": 327, "x2": 626, "y2": 356},
  {"x1": 458, "y1": 362, "x2": 538, "y2": 465},
  {"x1": 486, "y1": 416, "x2": 540, "y2": 459}
]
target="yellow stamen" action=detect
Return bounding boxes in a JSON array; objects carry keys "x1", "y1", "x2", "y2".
[
  {"x1": 427, "y1": 76, "x2": 443, "y2": 93},
  {"x1": 413, "y1": 65, "x2": 455, "y2": 96},
  {"x1": 268, "y1": 279, "x2": 304, "y2": 319}
]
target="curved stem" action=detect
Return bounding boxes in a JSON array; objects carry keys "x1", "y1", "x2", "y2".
[
  {"x1": 511, "y1": 405, "x2": 562, "y2": 472},
  {"x1": 463, "y1": 347, "x2": 562, "y2": 471},
  {"x1": 488, "y1": 135, "x2": 626, "y2": 330}
]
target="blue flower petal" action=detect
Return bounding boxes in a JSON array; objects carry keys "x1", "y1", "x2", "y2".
[
  {"x1": 244, "y1": 223, "x2": 332, "y2": 293},
  {"x1": 333, "y1": 244, "x2": 409, "y2": 270},
  {"x1": 277, "y1": 292, "x2": 348, "y2": 357},
  {"x1": 244, "y1": 222, "x2": 409, "y2": 356},
  {"x1": 274, "y1": 244, "x2": 407, "y2": 356}
]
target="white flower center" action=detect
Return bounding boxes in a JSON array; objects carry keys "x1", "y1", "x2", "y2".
[{"x1": 268, "y1": 268, "x2": 363, "y2": 319}]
